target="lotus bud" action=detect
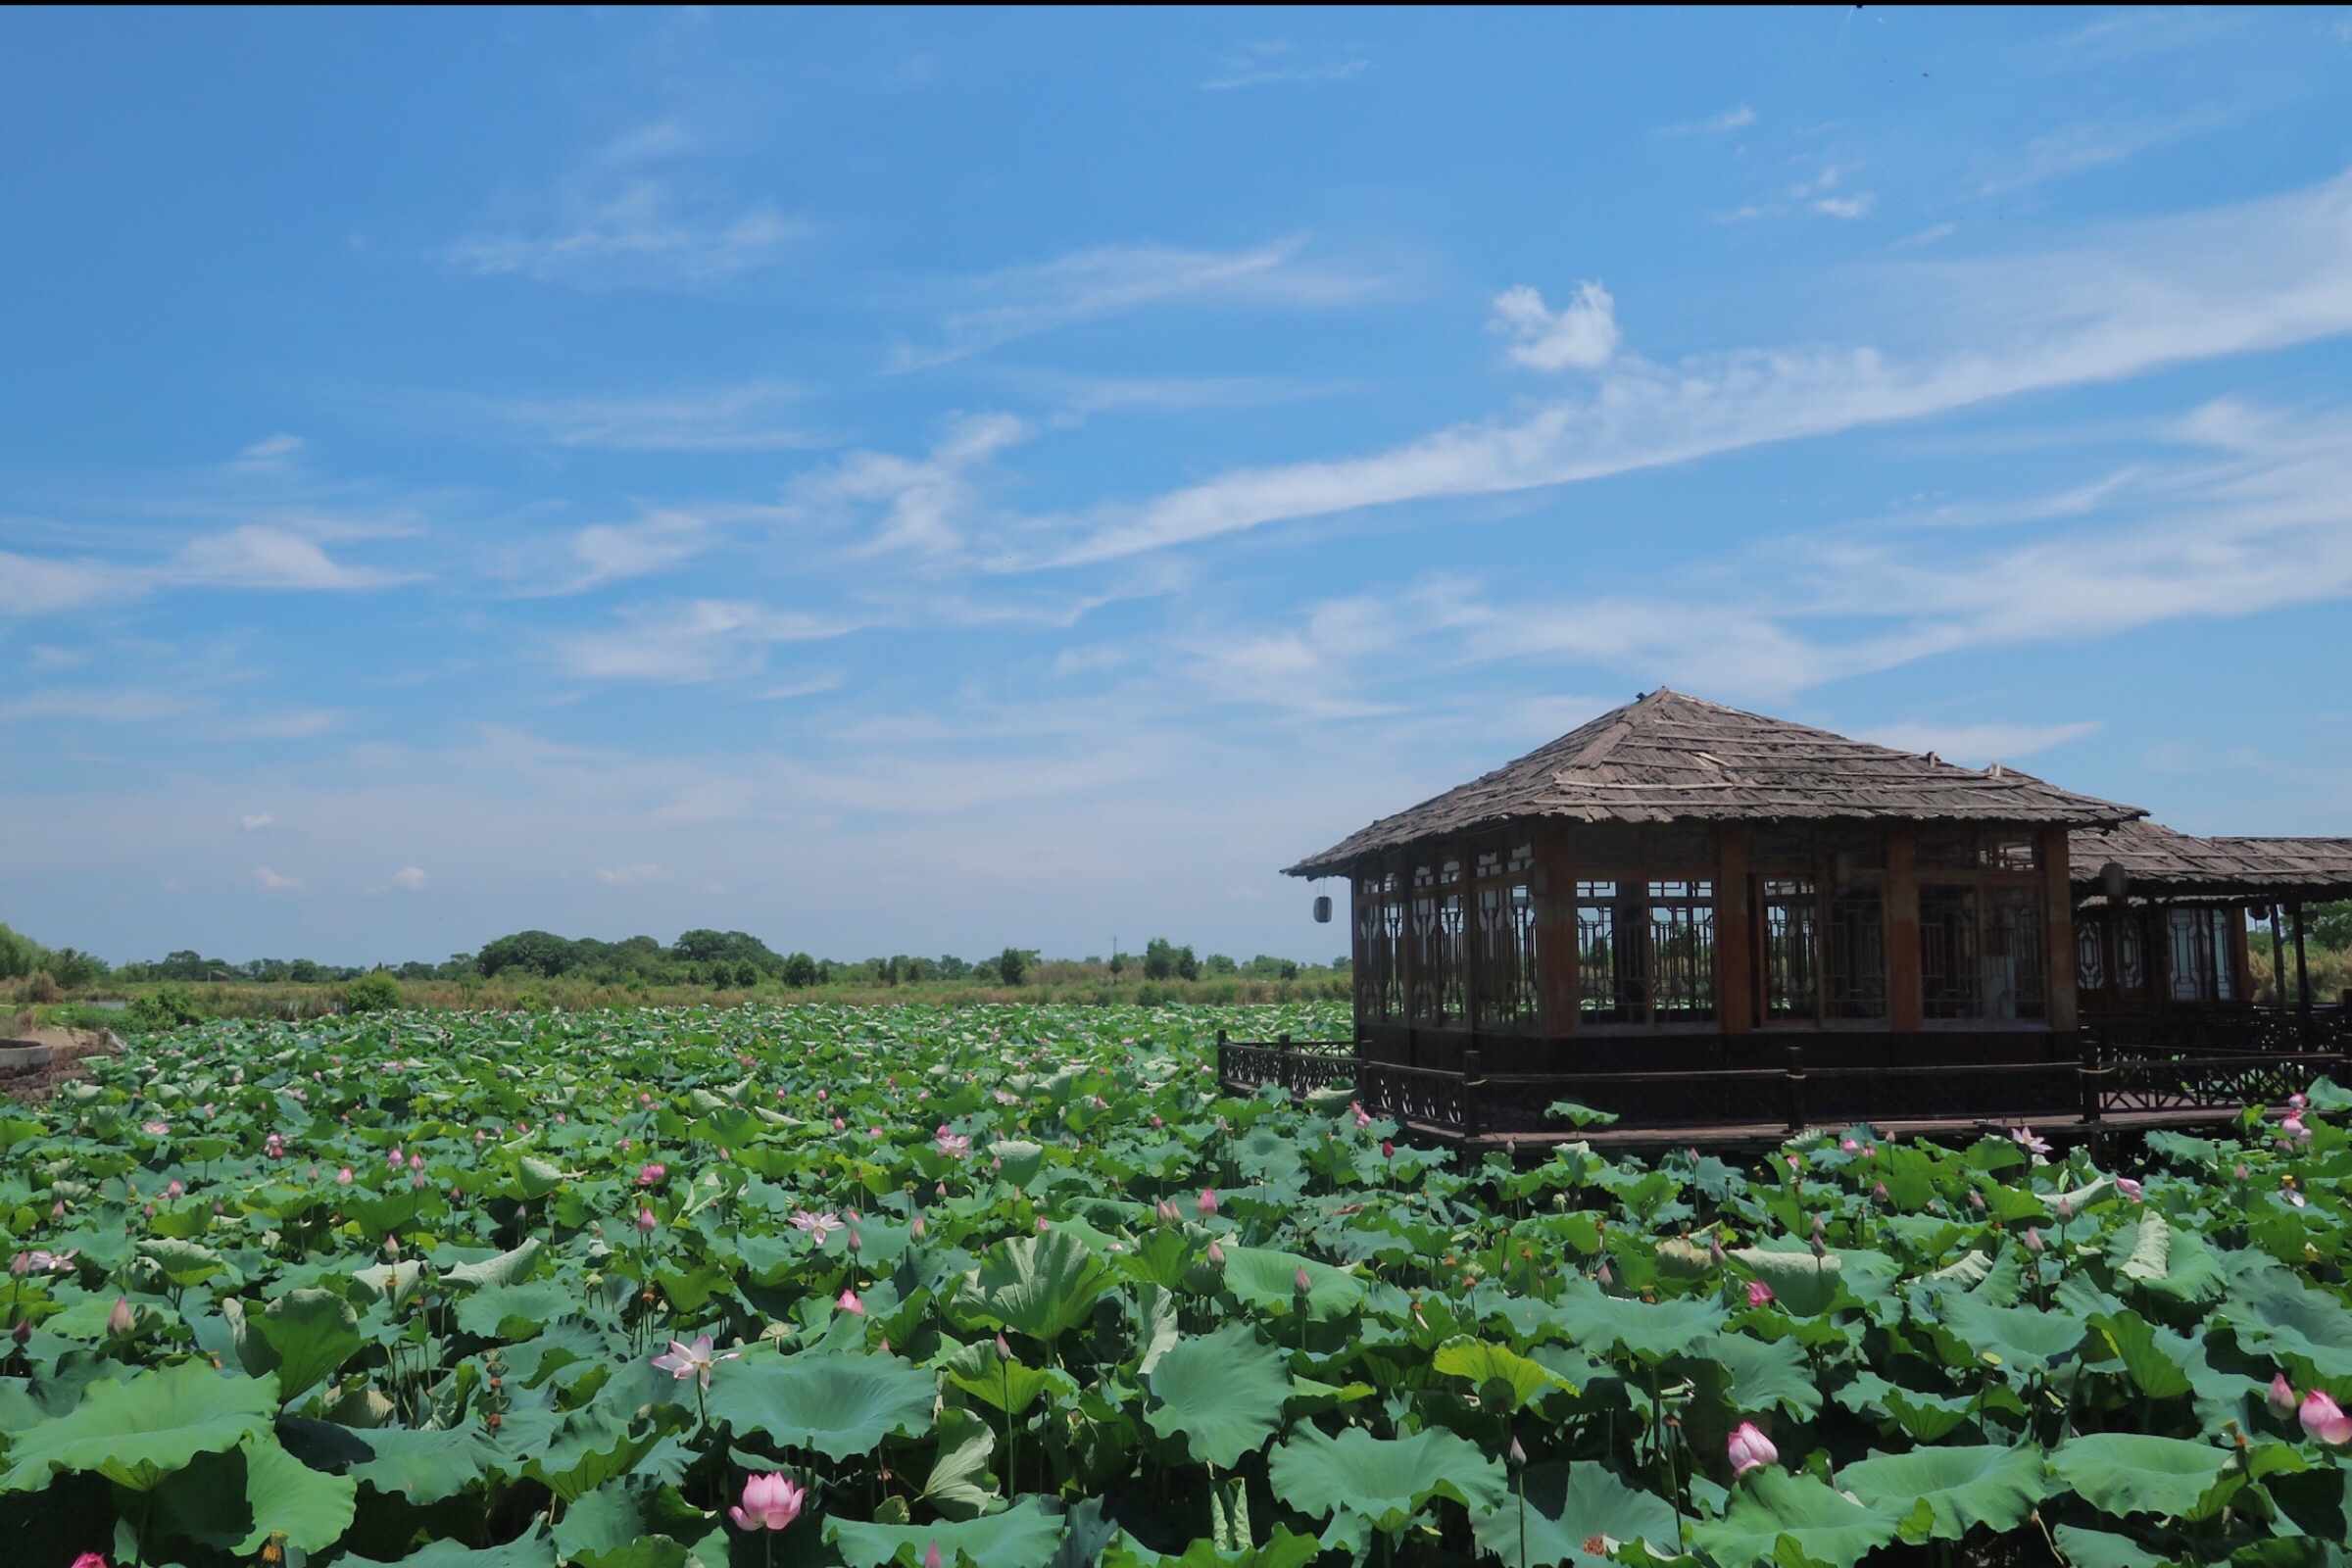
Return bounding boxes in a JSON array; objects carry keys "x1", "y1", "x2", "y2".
[
  {"x1": 1746, "y1": 1279, "x2": 1776, "y2": 1308},
  {"x1": 911, "y1": 1215, "x2": 927, "y2": 1241},
  {"x1": 2271, "y1": 1374, "x2": 2299, "y2": 1416},
  {"x1": 838, "y1": 1289, "x2": 864, "y2": 1316},
  {"x1": 1198, "y1": 1189, "x2": 1220, "y2": 1216},
  {"x1": 2056, "y1": 1197, "x2": 2073, "y2": 1222},
  {"x1": 996, "y1": 1332, "x2": 1012, "y2": 1361},
  {"x1": 1506, "y1": 1435, "x2": 1527, "y2": 1472},
  {"x1": 2235, "y1": 1163, "x2": 2251, "y2": 1181},
  {"x1": 1596, "y1": 1258, "x2": 1613, "y2": 1287},
  {"x1": 1872, "y1": 1182, "x2": 1888, "y2": 1202},
  {"x1": 1968, "y1": 1191, "x2": 1985, "y2": 1211},
  {"x1": 2117, "y1": 1177, "x2": 2143, "y2": 1202},
  {"x1": 925, "y1": 1544, "x2": 944, "y2": 1568},
  {"x1": 10, "y1": 1319, "x2": 27, "y2": 1348},
  {"x1": 2302, "y1": 1391, "x2": 2352, "y2": 1446},
  {"x1": 1295, "y1": 1266, "x2": 1312, "y2": 1296},
  {"x1": 636, "y1": 1207, "x2": 657, "y2": 1233},
  {"x1": 2023, "y1": 1227, "x2": 2044, "y2": 1254},
  {"x1": 1727, "y1": 1421, "x2": 1779, "y2": 1478},
  {"x1": 1207, "y1": 1240, "x2": 1226, "y2": 1265},
  {"x1": 1708, "y1": 1234, "x2": 1726, "y2": 1265},
  {"x1": 107, "y1": 1297, "x2": 134, "y2": 1338},
  {"x1": 1381, "y1": 1140, "x2": 1395, "y2": 1159}
]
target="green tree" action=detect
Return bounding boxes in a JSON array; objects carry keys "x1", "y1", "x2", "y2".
[
  {"x1": 2313, "y1": 901, "x2": 2352, "y2": 951},
  {"x1": 996, "y1": 947, "x2": 1030, "y2": 987},
  {"x1": 1143, "y1": 938, "x2": 1178, "y2": 981},
  {"x1": 1204, "y1": 953, "x2": 1238, "y2": 976},
  {"x1": 781, "y1": 952, "x2": 820, "y2": 988},
  {"x1": 345, "y1": 971, "x2": 401, "y2": 1013}
]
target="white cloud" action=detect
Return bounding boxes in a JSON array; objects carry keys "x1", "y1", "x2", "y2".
[
  {"x1": 760, "y1": 673, "x2": 845, "y2": 701},
  {"x1": 0, "y1": 552, "x2": 128, "y2": 615},
  {"x1": 228, "y1": 433, "x2": 306, "y2": 473},
  {"x1": 1019, "y1": 169, "x2": 2352, "y2": 569},
  {"x1": 787, "y1": 413, "x2": 1032, "y2": 559},
  {"x1": 596, "y1": 862, "x2": 669, "y2": 886},
  {"x1": 555, "y1": 600, "x2": 865, "y2": 684},
  {"x1": 1860, "y1": 721, "x2": 2102, "y2": 765},
  {"x1": 171, "y1": 526, "x2": 421, "y2": 591},
  {"x1": 388, "y1": 865, "x2": 427, "y2": 892},
  {"x1": 1489, "y1": 282, "x2": 1621, "y2": 371},
  {"x1": 252, "y1": 865, "x2": 301, "y2": 892},
  {"x1": 444, "y1": 122, "x2": 807, "y2": 288},
  {"x1": 493, "y1": 382, "x2": 827, "y2": 452},
  {"x1": 1051, "y1": 645, "x2": 1132, "y2": 678},
  {"x1": 1660, "y1": 104, "x2": 1756, "y2": 135},
  {"x1": 525, "y1": 511, "x2": 713, "y2": 597},
  {"x1": 1813, "y1": 194, "x2": 1875, "y2": 220},
  {"x1": 893, "y1": 236, "x2": 1391, "y2": 368},
  {"x1": 25, "y1": 645, "x2": 87, "y2": 671},
  {"x1": 239, "y1": 812, "x2": 274, "y2": 831},
  {"x1": 1200, "y1": 41, "x2": 1370, "y2": 91},
  {"x1": 1891, "y1": 221, "x2": 1959, "y2": 250},
  {"x1": 1976, "y1": 112, "x2": 2229, "y2": 198}
]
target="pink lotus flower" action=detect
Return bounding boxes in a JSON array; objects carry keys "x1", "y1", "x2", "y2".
[
  {"x1": 727, "y1": 1472, "x2": 806, "y2": 1532},
  {"x1": 832, "y1": 1117, "x2": 846, "y2": 1132},
  {"x1": 70, "y1": 1554, "x2": 107, "y2": 1568},
  {"x1": 165, "y1": 1180, "x2": 184, "y2": 1200},
  {"x1": 336, "y1": 1167, "x2": 354, "y2": 1186},
  {"x1": 264, "y1": 1133, "x2": 284, "y2": 1158},
  {"x1": 1840, "y1": 1138, "x2": 1859, "y2": 1153},
  {"x1": 789, "y1": 1209, "x2": 841, "y2": 1244},
  {"x1": 1728, "y1": 1421, "x2": 1779, "y2": 1478},
  {"x1": 651, "y1": 1334, "x2": 740, "y2": 1389},
  {"x1": 1745, "y1": 1279, "x2": 1776, "y2": 1308},
  {"x1": 935, "y1": 1128, "x2": 971, "y2": 1159},
  {"x1": 838, "y1": 1289, "x2": 865, "y2": 1315},
  {"x1": 637, "y1": 1162, "x2": 667, "y2": 1187},
  {"x1": 2289, "y1": 1093, "x2": 2308, "y2": 1111},
  {"x1": 1035, "y1": 1216, "x2": 1049, "y2": 1233},
  {"x1": 2301, "y1": 1391, "x2": 2352, "y2": 1445},
  {"x1": 2282, "y1": 1115, "x2": 2306, "y2": 1140},
  {"x1": 1207, "y1": 1240, "x2": 1226, "y2": 1265},
  {"x1": 410, "y1": 1152, "x2": 424, "y2": 1170},
  {"x1": 910, "y1": 1214, "x2": 927, "y2": 1241},
  {"x1": 1295, "y1": 1266, "x2": 1313, "y2": 1296},
  {"x1": 1381, "y1": 1140, "x2": 1395, "y2": 1159},
  {"x1": 2117, "y1": 1177, "x2": 2144, "y2": 1202},
  {"x1": 636, "y1": 1207, "x2": 657, "y2": 1233},
  {"x1": 1198, "y1": 1189, "x2": 1219, "y2": 1216},
  {"x1": 2023, "y1": 1228, "x2": 2045, "y2": 1254},
  {"x1": 2271, "y1": 1374, "x2": 2300, "y2": 1416},
  {"x1": 16, "y1": 1249, "x2": 76, "y2": 1274},
  {"x1": 106, "y1": 1298, "x2": 134, "y2": 1338},
  {"x1": 142, "y1": 1121, "x2": 169, "y2": 1138},
  {"x1": 2011, "y1": 1127, "x2": 2051, "y2": 1155},
  {"x1": 996, "y1": 1331, "x2": 1012, "y2": 1361},
  {"x1": 924, "y1": 1543, "x2": 943, "y2": 1568}
]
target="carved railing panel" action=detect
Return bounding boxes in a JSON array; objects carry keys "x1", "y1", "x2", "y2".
[{"x1": 1355, "y1": 1061, "x2": 1475, "y2": 1134}]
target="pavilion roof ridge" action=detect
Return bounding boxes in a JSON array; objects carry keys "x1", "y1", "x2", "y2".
[{"x1": 1285, "y1": 688, "x2": 2145, "y2": 878}]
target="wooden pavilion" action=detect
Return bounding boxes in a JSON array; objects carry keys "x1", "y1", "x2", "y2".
[{"x1": 1219, "y1": 689, "x2": 2348, "y2": 1148}]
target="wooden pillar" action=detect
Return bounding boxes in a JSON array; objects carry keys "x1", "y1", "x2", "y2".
[
  {"x1": 1886, "y1": 825, "x2": 1923, "y2": 1033},
  {"x1": 2038, "y1": 826, "x2": 2078, "y2": 1032},
  {"x1": 2228, "y1": 906, "x2": 2253, "y2": 1006},
  {"x1": 2292, "y1": 899, "x2": 2313, "y2": 1015},
  {"x1": 1716, "y1": 824, "x2": 1755, "y2": 1035},
  {"x1": 2271, "y1": 904, "x2": 2288, "y2": 1006},
  {"x1": 1455, "y1": 838, "x2": 1479, "y2": 1035},
  {"x1": 1347, "y1": 870, "x2": 1368, "y2": 1043},
  {"x1": 1534, "y1": 832, "x2": 1580, "y2": 1037}
]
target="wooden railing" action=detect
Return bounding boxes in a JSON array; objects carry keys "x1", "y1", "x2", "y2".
[
  {"x1": 2082, "y1": 1006, "x2": 2350, "y2": 1055},
  {"x1": 1218, "y1": 1029, "x2": 2348, "y2": 1142}
]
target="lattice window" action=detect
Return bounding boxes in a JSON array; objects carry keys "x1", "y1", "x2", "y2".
[
  {"x1": 2116, "y1": 913, "x2": 2145, "y2": 992},
  {"x1": 1408, "y1": 861, "x2": 1465, "y2": 1025},
  {"x1": 1576, "y1": 880, "x2": 1642, "y2": 1021},
  {"x1": 2212, "y1": 909, "x2": 2237, "y2": 1002},
  {"x1": 1473, "y1": 873, "x2": 1541, "y2": 1032},
  {"x1": 2169, "y1": 907, "x2": 2219, "y2": 1004},
  {"x1": 1647, "y1": 880, "x2": 1716, "y2": 1021},
  {"x1": 1828, "y1": 887, "x2": 1886, "y2": 1019},
  {"x1": 1917, "y1": 830, "x2": 1979, "y2": 871},
  {"x1": 1355, "y1": 876, "x2": 1392, "y2": 1023},
  {"x1": 1763, "y1": 878, "x2": 1820, "y2": 1019},
  {"x1": 1981, "y1": 836, "x2": 2039, "y2": 870},
  {"x1": 2076, "y1": 917, "x2": 2107, "y2": 993},
  {"x1": 1921, "y1": 885, "x2": 1982, "y2": 1019},
  {"x1": 1985, "y1": 887, "x2": 2045, "y2": 1020}
]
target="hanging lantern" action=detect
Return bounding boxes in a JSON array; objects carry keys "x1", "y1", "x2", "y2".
[
  {"x1": 2100, "y1": 861, "x2": 2129, "y2": 904},
  {"x1": 1312, "y1": 894, "x2": 1333, "y2": 924}
]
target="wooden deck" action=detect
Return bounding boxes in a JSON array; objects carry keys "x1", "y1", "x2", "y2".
[{"x1": 1448, "y1": 1100, "x2": 2278, "y2": 1155}]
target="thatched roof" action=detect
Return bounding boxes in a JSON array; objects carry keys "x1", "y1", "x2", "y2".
[
  {"x1": 1286, "y1": 689, "x2": 2144, "y2": 877},
  {"x1": 2071, "y1": 819, "x2": 2352, "y2": 900}
]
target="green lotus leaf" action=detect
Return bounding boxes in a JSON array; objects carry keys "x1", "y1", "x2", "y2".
[
  {"x1": 439, "y1": 1237, "x2": 546, "y2": 1289},
  {"x1": 1147, "y1": 1323, "x2": 1291, "y2": 1466},
  {"x1": 2218, "y1": 1272, "x2": 2352, "y2": 1378},
  {"x1": 826, "y1": 1495, "x2": 1065, "y2": 1568},
  {"x1": 2087, "y1": 1309, "x2": 2193, "y2": 1400},
  {"x1": 1680, "y1": 1333, "x2": 1820, "y2": 1422},
  {"x1": 1549, "y1": 1280, "x2": 1727, "y2": 1362},
  {"x1": 0, "y1": 1359, "x2": 278, "y2": 1493},
  {"x1": 1469, "y1": 1461, "x2": 1679, "y2": 1567},
  {"x1": 1220, "y1": 1245, "x2": 1366, "y2": 1321},
  {"x1": 338, "y1": 1523, "x2": 561, "y2": 1568},
  {"x1": 524, "y1": 1406, "x2": 665, "y2": 1503},
  {"x1": 990, "y1": 1139, "x2": 1046, "y2": 1187},
  {"x1": 1266, "y1": 1424, "x2": 1508, "y2": 1537},
  {"x1": 2050, "y1": 1433, "x2": 2233, "y2": 1520},
  {"x1": 943, "y1": 1339, "x2": 1073, "y2": 1417},
  {"x1": 1936, "y1": 1294, "x2": 2087, "y2": 1376},
  {"x1": 708, "y1": 1351, "x2": 938, "y2": 1461},
  {"x1": 918, "y1": 1405, "x2": 998, "y2": 1520},
  {"x1": 255, "y1": 1287, "x2": 364, "y2": 1404},
  {"x1": 1431, "y1": 1336, "x2": 1574, "y2": 1413},
  {"x1": 2049, "y1": 1525, "x2": 2165, "y2": 1568},
  {"x1": 1689, "y1": 1468, "x2": 1903, "y2": 1568},
  {"x1": 345, "y1": 1423, "x2": 504, "y2": 1504},
  {"x1": 137, "y1": 1237, "x2": 233, "y2": 1289},
  {"x1": 968, "y1": 1228, "x2": 1119, "y2": 1345},
  {"x1": 1835, "y1": 1443, "x2": 2048, "y2": 1544},
  {"x1": 456, "y1": 1280, "x2": 581, "y2": 1340},
  {"x1": 1102, "y1": 1524, "x2": 1324, "y2": 1568}
]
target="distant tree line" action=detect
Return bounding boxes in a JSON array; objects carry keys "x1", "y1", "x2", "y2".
[{"x1": 13, "y1": 922, "x2": 1348, "y2": 994}]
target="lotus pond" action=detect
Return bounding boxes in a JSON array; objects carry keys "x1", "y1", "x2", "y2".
[{"x1": 3, "y1": 1004, "x2": 2351, "y2": 1568}]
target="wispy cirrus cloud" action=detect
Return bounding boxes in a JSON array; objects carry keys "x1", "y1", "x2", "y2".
[
  {"x1": 783, "y1": 413, "x2": 1032, "y2": 559},
  {"x1": 1200, "y1": 40, "x2": 1369, "y2": 92},
  {"x1": 1489, "y1": 282, "x2": 1620, "y2": 371},
  {"x1": 1012, "y1": 169, "x2": 2352, "y2": 570},
  {"x1": 443, "y1": 122, "x2": 808, "y2": 288},
  {"x1": 1659, "y1": 103, "x2": 1756, "y2": 136},
  {"x1": 553, "y1": 599, "x2": 867, "y2": 684},
  {"x1": 1860, "y1": 720, "x2": 2102, "y2": 763},
  {"x1": 1974, "y1": 109, "x2": 2231, "y2": 197},
  {"x1": 889, "y1": 235, "x2": 1394, "y2": 369},
  {"x1": 488, "y1": 382, "x2": 829, "y2": 453}
]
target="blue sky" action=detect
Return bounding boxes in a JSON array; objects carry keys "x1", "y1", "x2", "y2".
[{"x1": 5, "y1": 6, "x2": 2352, "y2": 966}]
